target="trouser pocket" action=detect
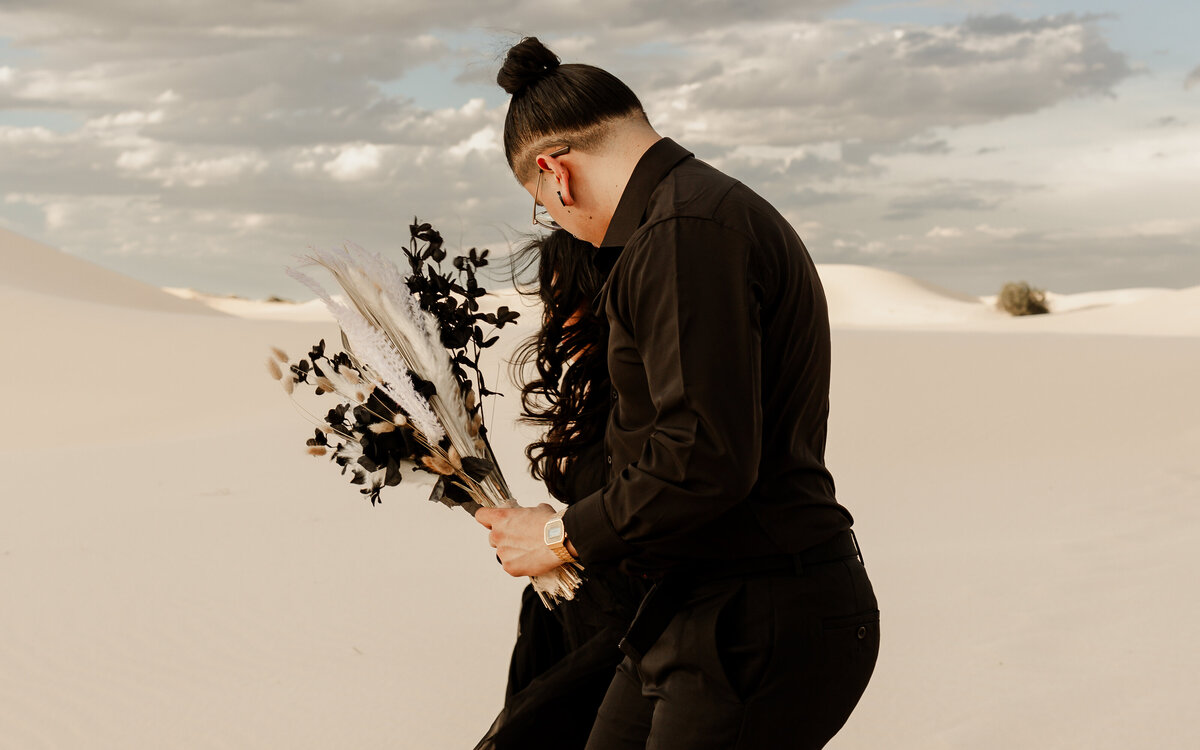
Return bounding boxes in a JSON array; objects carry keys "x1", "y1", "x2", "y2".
[
  {"x1": 713, "y1": 578, "x2": 775, "y2": 701},
  {"x1": 820, "y1": 607, "x2": 881, "y2": 676}
]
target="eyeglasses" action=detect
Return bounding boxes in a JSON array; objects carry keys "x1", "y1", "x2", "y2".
[{"x1": 532, "y1": 145, "x2": 570, "y2": 230}]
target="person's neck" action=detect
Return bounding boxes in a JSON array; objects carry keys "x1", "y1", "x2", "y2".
[{"x1": 585, "y1": 122, "x2": 661, "y2": 245}]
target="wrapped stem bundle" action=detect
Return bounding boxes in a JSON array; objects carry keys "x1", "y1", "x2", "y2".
[{"x1": 268, "y1": 221, "x2": 582, "y2": 606}]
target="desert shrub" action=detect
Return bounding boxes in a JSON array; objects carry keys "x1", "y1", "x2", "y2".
[{"x1": 996, "y1": 281, "x2": 1050, "y2": 316}]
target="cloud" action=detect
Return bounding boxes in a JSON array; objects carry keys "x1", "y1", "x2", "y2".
[
  {"x1": 646, "y1": 14, "x2": 1130, "y2": 149},
  {"x1": 974, "y1": 224, "x2": 1025, "y2": 240},
  {"x1": 323, "y1": 143, "x2": 384, "y2": 181},
  {"x1": 883, "y1": 179, "x2": 1035, "y2": 221},
  {"x1": 0, "y1": 2, "x2": 1183, "y2": 298}
]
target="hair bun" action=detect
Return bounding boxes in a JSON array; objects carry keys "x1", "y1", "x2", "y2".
[{"x1": 497, "y1": 37, "x2": 561, "y2": 96}]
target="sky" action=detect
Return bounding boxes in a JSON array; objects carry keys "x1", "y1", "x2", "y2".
[{"x1": 1, "y1": 0, "x2": 1198, "y2": 297}]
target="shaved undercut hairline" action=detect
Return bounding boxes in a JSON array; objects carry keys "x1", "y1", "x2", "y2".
[{"x1": 511, "y1": 111, "x2": 648, "y2": 185}]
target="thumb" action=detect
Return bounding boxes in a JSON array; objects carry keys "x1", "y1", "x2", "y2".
[{"x1": 474, "y1": 507, "x2": 496, "y2": 528}]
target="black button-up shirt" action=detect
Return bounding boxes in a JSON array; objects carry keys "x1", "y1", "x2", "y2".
[{"x1": 562, "y1": 138, "x2": 852, "y2": 576}]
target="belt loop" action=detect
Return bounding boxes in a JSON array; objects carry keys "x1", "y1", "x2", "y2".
[{"x1": 849, "y1": 529, "x2": 864, "y2": 566}]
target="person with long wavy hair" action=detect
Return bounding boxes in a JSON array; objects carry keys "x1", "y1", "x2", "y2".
[{"x1": 475, "y1": 230, "x2": 650, "y2": 750}]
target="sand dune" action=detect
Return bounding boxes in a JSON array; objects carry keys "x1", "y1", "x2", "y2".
[
  {"x1": 820, "y1": 264, "x2": 1001, "y2": 328},
  {"x1": 822, "y1": 265, "x2": 1200, "y2": 336},
  {"x1": 171, "y1": 261, "x2": 1200, "y2": 338},
  {"x1": 1, "y1": 230, "x2": 1197, "y2": 748},
  {"x1": 1020, "y1": 285, "x2": 1200, "y2": 336},
  {"x1": 162, "y1": 287, "x2": 337, "y2": 321},
  {"x1": 0, "y1": 227, "x2": 221, "y2": 315}
]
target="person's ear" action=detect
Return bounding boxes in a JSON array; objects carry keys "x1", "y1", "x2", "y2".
[{"x1": 536, "y1": 153, "x2": 574, "y2": 207}]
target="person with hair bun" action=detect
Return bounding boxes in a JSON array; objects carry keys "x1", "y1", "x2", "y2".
[{"x1": 476, "y1": 37, "x2": 879, "y2": 749}]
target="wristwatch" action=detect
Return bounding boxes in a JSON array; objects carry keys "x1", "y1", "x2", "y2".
[{"x1": 544, "y1": 510, "x2": 577, "y2": 564}]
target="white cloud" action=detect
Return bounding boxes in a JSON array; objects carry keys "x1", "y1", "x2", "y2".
[
  {"x1": 448, "y1": 126, "x2": 500, "y2": 159},
  {"x1": 86, "y1": 109, "x2": 165, "y2": 130},
  {"x1": 157, "y1": 153, "x2": 269, "y2": 187},
  {"x1": 115, "y1": 147, "x2": 158, "y2": 171},
  {"x1": 0, "y1": 126, "x2": 57, "y2": 144},
  {"x1": 975, "y1": 224, "x2": 1024, "y2": 240},
  {"x1": 322, "y1": 143, "x2": 384, "y2": 181}
]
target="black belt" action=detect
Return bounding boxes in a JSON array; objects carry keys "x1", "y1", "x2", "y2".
[
  {"x1": 618, "y1": 530, "x2": 863, "y2": 663},
  {"x1": 686, "y1": 529, "x2": 863, "y2": 581}
]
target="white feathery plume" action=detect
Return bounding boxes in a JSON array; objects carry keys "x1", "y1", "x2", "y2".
[
  {"x1": 378, "y1": 293, "x2": 472, "y2": 439},
  {"x1": 286, "y1": 265, "x2": 443, "y2": 441},
  {"x1": 296, "y1": 249, "x2": 472, "y2": 453},
  {"x1": 345, "y1": 242, "x2": 435, "y2": 341},
  {"x1": 333, "y1": 304, "x2": 444, "y2": 442}
]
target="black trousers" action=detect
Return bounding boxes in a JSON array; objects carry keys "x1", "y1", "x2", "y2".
[{"x1": 585, "y1": 556, "x2": 879, "y2": 749}]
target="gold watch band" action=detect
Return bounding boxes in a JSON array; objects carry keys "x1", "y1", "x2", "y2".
[
  {"x1": 545, "y1": 511, "x2": 577, "y2": 564},
  {"x1": 550, "y1": 543, "x2": 577, "y2": 564}
]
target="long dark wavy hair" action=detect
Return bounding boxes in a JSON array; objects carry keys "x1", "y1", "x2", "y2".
[{"x1": 511, "y1": 229, "x2": 609, "y2": 503}]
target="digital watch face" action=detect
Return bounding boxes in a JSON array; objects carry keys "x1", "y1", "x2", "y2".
[{"x1": 545, "y1": 520, "x2": 564, "y2": 544}]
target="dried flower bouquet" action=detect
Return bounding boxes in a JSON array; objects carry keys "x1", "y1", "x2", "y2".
[{"x1": 266, "y1": 220, "x2": 582, "y2": 606}]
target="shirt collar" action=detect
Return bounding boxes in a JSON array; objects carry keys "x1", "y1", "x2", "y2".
[{"x1": 599, "y1": 137, "x2": 694, "y2": 249}]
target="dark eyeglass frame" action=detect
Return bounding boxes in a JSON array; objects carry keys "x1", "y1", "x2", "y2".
[{"x1": 532, "y1": 145, "x2": 571, "y2": 229}]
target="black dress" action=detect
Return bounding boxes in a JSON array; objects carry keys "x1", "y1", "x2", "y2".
[{"x1": 475, "y1": 442, "x2": 652, "y2": 750}]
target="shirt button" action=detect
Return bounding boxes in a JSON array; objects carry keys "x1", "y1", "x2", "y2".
[
  {"x1": 606, "y1": 455, "x2": 613, "y2": 466},
  {"x1": 610, "y1": 387, "x2": 618, "y2": 402}
]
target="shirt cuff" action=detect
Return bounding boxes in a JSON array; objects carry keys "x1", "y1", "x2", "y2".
[{"x1": 562, "y1": 489, "x2": 638, "y2": 565}]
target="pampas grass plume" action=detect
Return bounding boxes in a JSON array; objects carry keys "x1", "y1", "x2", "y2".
[
  {"x1": 448, "y1": 445, "x2": 463, "y2": 469},
  {"x1": 307, "y1": 446, "x2": 328, "y2": 456},
  {"x1": 266, "y1": 357, "x2": 283, "y2": 381},
  {"x1": 316, "y1": 376, "x2": 337, "y2": 393},
  {"x1": 271, "y1": 347, "x2": 289, "y2": 363},
  {"x1": 368, "y1": 422, "x2": 396, "y2": 434},
  {"x1": 282, "y1": 378, "x2": 295, "y2": 395}
]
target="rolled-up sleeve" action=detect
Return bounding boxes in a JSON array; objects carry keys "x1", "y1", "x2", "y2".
[{"x1": 564, "y1": 218, "x2": 763, "y2": 564}]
